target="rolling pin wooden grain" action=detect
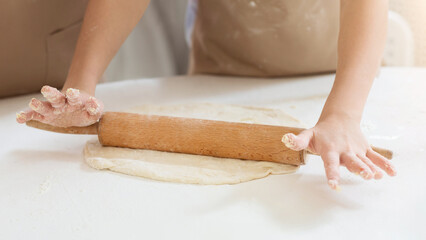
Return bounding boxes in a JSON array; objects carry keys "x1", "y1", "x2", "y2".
[{"x1": 26, "y1": 112, "x2": 393, "y2": 165}]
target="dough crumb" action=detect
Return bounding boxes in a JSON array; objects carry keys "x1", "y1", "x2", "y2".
[{"x1": 39, "y1": 175, "x2": 53, "y2": 195}]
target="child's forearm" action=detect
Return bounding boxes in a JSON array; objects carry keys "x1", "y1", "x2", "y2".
[
  {"x1": 282, "y1": 0, "x2": 396, "y2": 189},
  {"x1": 320, "y1": 0, "x2": 388, "y2": 123},
  {"x1": 63, "y1": 0, "x2": 151, "y2": 95}
]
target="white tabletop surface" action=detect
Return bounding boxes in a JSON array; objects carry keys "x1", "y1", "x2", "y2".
[{"x1": 1, "y1": 67, "x2": 425, "y2": 240}]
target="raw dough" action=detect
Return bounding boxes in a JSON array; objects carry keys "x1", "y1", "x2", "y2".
[{"x1": 84, "y1": 104, "x2": 303, "y2": 185}]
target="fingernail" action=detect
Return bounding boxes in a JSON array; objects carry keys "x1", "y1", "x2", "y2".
[
  {"x1": 390, "y1": 168, "x2": 397, "y2": 177},
  {"x1": 66, "y1": 88, "x2": 80, "y2": 97},
  {"x1": 16, "y1": 111, "x2": 25, "y2": 119},
  {"x1": 87, "y1": 107, "x2": 98, "y2": 115},
  {"x1": 282, "y1": 134, "x2": 296, "y2": 149},
  {"x1": 328, "y1": 180, "x2": 341, "y2": 191},
  {"x1": 385, "y1": 164, "x2": 397, "y2": 176},
  {"x1": 360, "y1": 171, "x2": 371, "y2": 180},
  {"x1": 41, "y1": 85, "x2": 49, "y2": 92},
  {"x1": 373, "y1": 172, "x2": 383, "y2": 180},
  {"x1": 89, "y1": 97, "x2": 99, "y2": 107},
  {"x1": 41, "y1": 86, "x2": 53, "y2": 97},
  {"x1": 16, "y1": 111, "x2": 26, "y2": 123},
  {"x1": 29, "y1": 98, "x2": 41, "y2": 110}
]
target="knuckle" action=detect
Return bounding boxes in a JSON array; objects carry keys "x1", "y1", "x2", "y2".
[{"x1": 340, "y1": 152, "x2": 352, "y2": 159}]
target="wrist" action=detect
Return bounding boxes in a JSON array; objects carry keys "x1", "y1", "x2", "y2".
[
  {"x1": 319, "y1": 80, "x2": 367, "y2": 124},
  {"x1": 318, "y1": 110, "x2": 361, "y2": 125},
  {"x1": 62, "y1": 77, "x2": 97, "y2": 96}
]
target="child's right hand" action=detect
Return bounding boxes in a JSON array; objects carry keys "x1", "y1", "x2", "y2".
[{"x1": 16, "y1": 86, "x2": 103, "y2": 128}]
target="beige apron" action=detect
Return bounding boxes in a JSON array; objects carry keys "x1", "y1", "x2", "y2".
[
  {"x1": 189, "y1": 0, "x2": 340, "y2": 77},
  {"x1": 0, "y1": 0, "x2": 88, "y2": 98}
]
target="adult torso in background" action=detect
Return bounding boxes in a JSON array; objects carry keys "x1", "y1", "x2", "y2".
[
  {"x1": 189, "y1": 0, "x2": 340, "y2": 77},
  {"x1": 0, "y1": 0, "x2": 88, "y2": 98}
]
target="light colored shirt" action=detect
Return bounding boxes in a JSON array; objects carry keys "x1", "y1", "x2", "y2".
[{"x1": 185, "y1": 0, "x2": 198, "y2": 46}]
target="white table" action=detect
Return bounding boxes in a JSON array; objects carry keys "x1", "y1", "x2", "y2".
[{"x1": 1, "y1": 67, "x2": 425, "y2": 240}]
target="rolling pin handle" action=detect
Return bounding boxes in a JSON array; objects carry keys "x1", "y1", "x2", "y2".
[{"x1": 25, "y1": 120, "x2": 99, "y2": 135}]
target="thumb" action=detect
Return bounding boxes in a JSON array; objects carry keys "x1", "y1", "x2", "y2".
[{"x1": 281, "y1": 129, "x2": 313, "y2": 151}]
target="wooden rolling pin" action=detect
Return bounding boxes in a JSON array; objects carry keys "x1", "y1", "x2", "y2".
[{"x1": 26, "y1": 112, "x2": 393, "y2": 165}]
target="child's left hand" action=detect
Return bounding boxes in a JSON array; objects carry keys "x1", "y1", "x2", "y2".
[{"x1": 282, "y1": 114, "x2": 397, "y2": 190}]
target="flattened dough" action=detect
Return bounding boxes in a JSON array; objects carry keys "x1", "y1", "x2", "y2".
[{"x1": 84, "y1": 104, "x2": 303, "y2": 184}]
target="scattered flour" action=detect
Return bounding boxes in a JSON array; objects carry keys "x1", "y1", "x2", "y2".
[{"x1": 38, "y1": 175, "x2": 53, "y2": 195}]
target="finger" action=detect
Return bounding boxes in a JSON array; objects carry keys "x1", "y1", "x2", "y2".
[
  {"x1": 29, "y1": 98, "x2": 54, "y2": 116},
  {"x1": 84, "y1": 97, "x2": 103, "y2": 116},
  {"x1": 341, "y1": 153, "x2": 374, "y2": 180},
  {"x1": 65, "y1": 88, "x2": 89, "y2": 113},
  {"x1": 16, "y1": 110, "x2": 30, "y2": 123},
  {"x1": 367, "y1": 149, "x2": 397, "y2": 176},
  {"x1": 41, "y1": 86, "x2": 66, "y2": 109},
  {"x1": 88, "y1": 111, "x2": 102, "y2": 122},
  {"x1": 65, "y1": 88, "x2": 84, "y2": 107},
  {"x1": 82, "y1": 110, "x2": 102, "y2": 125},
  {"x1": 322, "y1": 151, "x2": 341, "y2": 191},
  {"x1": 16, "y1": 110, "x2": 44, "y2": 123},
  {"x1": 282, "y1": 129, "x2": 313, "y2": 151},
  {"x1": 85, "y1": 106, "x2": 103, "y2": 124},
  {"x1": 30, "y1": 112, "x2": 45, "y2": 122},
  {"x1": 357, "y1": 154, "x2": 384, "y2": 180}
]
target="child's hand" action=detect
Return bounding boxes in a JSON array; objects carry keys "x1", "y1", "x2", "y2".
[
  {"x1": 282, "y1": 115, "x2": 397, "y2": 190},
  {"x1": 16, "y1": 86, "x2": 103, "y2": 128}
]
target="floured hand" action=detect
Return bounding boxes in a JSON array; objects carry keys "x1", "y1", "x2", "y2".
[
  {"x1": 16, "y1": 86, "x2": 103, "y2": 127},
  {"x1": 282, "y1": 115, "x2": 397, "y2": 191}
]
